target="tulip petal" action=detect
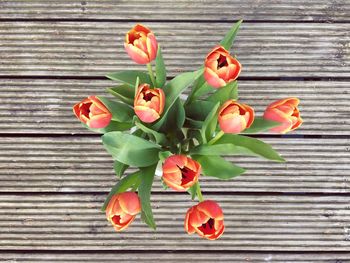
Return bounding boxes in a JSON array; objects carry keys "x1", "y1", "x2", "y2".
[
  {"x1": 134, "y1": 106, "x2": 160, "y2": 123},
  {"x1": 118, "y1": 192, "x2": 141, "y2": 216},
  {"x1": 204, "y1": 67, "x2": 226, "y2": 88},
  {"x1": 124, "y1": 43, "x2": 150, "y2": 64},
  {"x1": 264, "y1": 108, "x2": 292, "y2": 134},
  {"x1": 197, "y1": 200, "x2": 224, "y2": 220},
  {"x1": 88, "y1": 113, "x2": 112, "y2": 129}
]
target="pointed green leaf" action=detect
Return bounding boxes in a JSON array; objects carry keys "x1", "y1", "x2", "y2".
[
  {"x1": 190, "y1": 143, "x2": 252, "y2": 156},
  {"x1": 243, "y1": 117, "x2": 281, "y2": 134},
  {"x1": 135, "y1": 120, "x2": 169, "y2": 145},
  {"x1": 97, "y1": 96, "x2": 133, "y2": 122},
  {"x1": 216, "y1": 134, "x2": 285, "y2": 162},
  {"x1": 107, "y1": 84, "x2": 135, "y2": 105},
  {"x1": 155, "y1": 47, "x2": 166, "y2": 88},
  {"x1": 220, "y1": 20, "x2": 243, "y2": 50},
  {"x1": 106, "y1": 70, "x2": 151, "y2": 86},
  {"x1": 193, "y1": 155, "x2": 245, "y2": 180},
  {"x1": 207, "y1": 81, "x2": 238, "y2": 104},
  {"x1": 185, "y1": 100, "x2": 215, "y2": 121},
  {"x1": 102, "y1": 131, "x2": 161, "y2": 167},
  {"x1": 83, "y1": 120, "x2": 133, "y2": 134},
  {"x1": 188, "y1": 182, "x2": 199, "y2": 200},
  {"x1": 201, "y1": 102, "x2": 220, "y2": 143},
  {"x1": 158, "y1": 151, "x2": 172, "y2": 161},
  {"x1": 138, "y1": 165, "x2": 157, "y2": 230},
  {"x1": 113, "y1": 160, "x2": 129, "y2": 178},
  {"x1": 101, "y1": 170, "x2": 141, "y2": 211}
]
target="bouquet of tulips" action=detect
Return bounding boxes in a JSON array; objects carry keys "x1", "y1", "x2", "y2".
[{"x1": 73, "y1": 21, "x2": 303, "y2": 240}]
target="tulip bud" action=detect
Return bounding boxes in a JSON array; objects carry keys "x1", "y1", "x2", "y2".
[
  {"x1": 204, "y1": 46, "x2": 241, "y2": 89},
  {"x1": 134, "y1": 84, "x2": 165, "y2": 123},
  {"x1": 185, "y1": 200, "x2": 224, "y2": 240},
  {"x1": 106, "y1": 192, "x2": 141, "y2": 232},
  {"x1": 124, "y1": 24, "x2": 158, "y2": 64},
  {"x1": 218, "y1": 100, "x2": 255, "y2": 134},
  {"x1": 263, "y1": 97, "x2": 303, "y2": 134},
  {"x1": 73, "y1": 96, "x2": 112, "y2": 129},
  {"x1": 162, "y1": 155, "x2": 201, "y2": 191}
]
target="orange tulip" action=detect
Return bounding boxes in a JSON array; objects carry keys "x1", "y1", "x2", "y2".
[
  {"x1": 162, "y1": 155, "x2": 201, "y2": 191},
  {"x1": 73, "y1": 96, "x2": 112, "y2": 129},
  {"x1": 185, "y1": 200, "x2": 224, "y2": 240},
  {"x1": 134, "y1": 84, "x2": 165, "y2": 123},
  {"x1": 263, "y1": 97, "x2": 303, "y2": 134},
  {"x1": 204, "y1": 46, "x2": 241, "y2": 88},
  {"x1": 106, "y1": 192, "x2": 141, "y2": 232},
  {"x1": 124, "y1": 24, "x2": 158, "y2": 64},
  {"x1": 218, "y1": 100, "x2": 255, "y2": 134}
]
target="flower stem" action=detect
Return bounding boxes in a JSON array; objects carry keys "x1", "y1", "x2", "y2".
[
  {"x1": 196, "y1": 183, "x2": 204, "y2": 202},
  {"x1": 147, "y1": 63, "x2": 156, "y2": 87},
  {"x1": 208, "y1": 130, "x2": 225, "y2": 145}
]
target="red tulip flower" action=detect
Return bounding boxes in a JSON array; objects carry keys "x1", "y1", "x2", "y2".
[
  {"x1": 204, "y1": 46, "x2": 241, "y2": 88},
  {"x1": 124, "y1": 24, "x2": 158, "y2": 64},
  {"x1": 134, "y1": 84, "x2": 165, "y2": 123},
  {"x1": 73, "y1": 96, "x2": 112, "y2": 129},
  {"x1": 218, "y1": 100, "x2": 255, "y2": 134},
  {"x1": 263, "y1": 97, "x2": 303, "y2": 134},
  {"x1": 105, "y1": 192, "x2": 141, "y2": 232},
  {"x1": 185, "y1": 200, "x2": 225, "y2": 240},
  {"x1": 162, "y1": 155, "x2": 201, "y2": 191}
]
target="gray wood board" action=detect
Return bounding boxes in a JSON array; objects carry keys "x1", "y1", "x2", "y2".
[
  {"x1": 1, "y1": 136, "x2": 349, "y2": 193},
  {"x1": 0, "y1": 22, "x2": 349, "y2": 77},
  {"x1": 1, "y1": 79, "x2": 349, "y2": 135},
  {"x1": 0, "y1": 194, "x2": 349, "y2": 251},
  {"x1": 0, "y1": 0, "x2": 349, "y2": 22}
]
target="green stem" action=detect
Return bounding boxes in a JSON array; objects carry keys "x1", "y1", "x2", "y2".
[
  {"x1": 196, "y1": 183, "x2": 204, "y2": 202},
  {"x1": 208, "y1": 130, "x2": 225, "y2": 145},
  {"x1": 147, "y1": 63, "x2": 156, "y2": 87}
]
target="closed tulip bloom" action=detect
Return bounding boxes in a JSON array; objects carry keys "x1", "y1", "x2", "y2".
[
  {"x1": 263, "y1": 97, "x2": 303, "y2": 134},
  {"x1": 73, "y1": 96, "x2": 112, "y2": 129},
  {"x1": 218, "y1": 100, "x2": 255, "y2": 134},
  {"x1": 124, "y1": 24, "x2": 158, "y2": 64},
  {"x1": 162, "y1": 155, "x2": 201, "y2": 191},
  {"x1": 204, "y1": 46, "x2": 241, "y2": 88},
  {"x1": 106, "y1": 192, "x2": 141, "y2": 232},
  {"x1": 134, "y1": 84, "x2": 165, "y2": 123},
  {"x1": 185, "y1": 200, "x2": 224, "y2": 240}
]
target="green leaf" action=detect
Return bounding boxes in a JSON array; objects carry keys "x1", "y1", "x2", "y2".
[
  {"x1": 135, "y1": 120, "x2": 169, "y2": 145},
  {"x1": 215, "y1": 134, "x2": 285, "y2": 162},
  {"x1": 243, "y1": 117, "x2": 281, "y2": 134},
  {"x1": 159, "y1": 99, "x2": 186, "y2": 132},
  {"x1": 184, "y1": 118, "x2": 203, "y2": 130},
  {"x1": 83, "y1": 120, "x2": 133, "y2": 134},
  {"x1": 201, "y1": 102, "x2": 220, "y2": 143},
  {"x1": 113, "y1": 160, "x2": 129, "y2": 178},
  {"x1": 101, "y1": 170, "x2": 141, "y2": 211},
  {"x1": 220, "y1": 20, "x2": 243, "y2": 50},
  {"x1": 107, "y1": 84, "x2": 134, "y2": 105},
  {"x1": 158, "y1": 151, "x2": 172, "y2": 161},
  {"x1": 207, "y1": 81, "x2": 238, "y2": 104},
  {"x1": 190, "y1": 143, "x2": 252, "y2": 156},
  {"x1": 188, "y1": 182, "x2": 199, "y2": 200},
  {"x1": 185, "y1": 100, "x2": 215, "y2": 121},
  {"x1": 193, "y1": 155, "x2": 245, "y2": 180},
  {"x1": 155, "y1": 47, "x2": 166, "y2": 88},
  {"x1": 97, "y1": 96, "x2": 134, "y2": 123},
  {"x1": 152, "y1": 70, "x2": 201, "y2": 130},
  {"x1": 106, "y1": 70, "x2": 151, "y2": 86},
  {"x1": 102, "y1": 131, "x2": 161, "y2": 167},
  {"x1": 138, "y1": 165, "x2": 157, "y2": 230}
]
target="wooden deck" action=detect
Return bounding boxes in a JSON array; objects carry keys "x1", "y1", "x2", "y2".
[{"x1": 0, "y1": 1, "x2": 349, "y2": 262}]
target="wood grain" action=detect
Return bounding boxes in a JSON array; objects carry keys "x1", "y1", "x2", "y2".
[
  {"x1": 0, "y1": 0, "x2": 349, "y2": 22},
  {"x1": 0, "y1": 22, "x2": 349, "y2": 78},
  {"x1": 1, "y1": 136, "x2": 349, "y2": 193}
]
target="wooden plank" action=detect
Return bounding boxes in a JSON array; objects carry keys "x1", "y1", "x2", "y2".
[
  {"x1": 1, "y1": 79, "x2": 349, "y2": 135},
  {"x1": 1, "y1": 252, "x2": 350, "y2": 262},
  {"x1": 0, "y1": 194, "x2": 349, "y2": 251},
  {"x1": 0, "y1": 22, "x2": 349, "y2": 78},
  {"x1": 0, "y1": 0, "x2": 349, "y2": 22},
  {"x1": 0, "y1": 137, "x2": 349, "y2": 193}
]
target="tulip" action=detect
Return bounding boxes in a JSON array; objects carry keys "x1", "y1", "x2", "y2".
[
  {"x1": 124, "y1": 24, "x2": 158, "y2": 64},
  {"x1": 204, "y1": 46, "x2": 241, "y2": 88},
  {"x1": 162, "y1": 155, "x2": 201, "y2": 191},
  {"x1": 185, "y1": 200, "x2": 224, "y2": 240},
  {"x1": 134, "y1": 84, "x2": 165, "y2": 123},
  {"x1": 73, "y1": 96, "x2": 112, "y2": 129},
  {"x1": 218, "y1": 100, "x2": 255, "y2": 134},
  {"x1": 105, "y1": 192, "x2": 141, "y2": 232},
  {"x1": 263, "y1": 97, "x2": 303, "y2": 134}
]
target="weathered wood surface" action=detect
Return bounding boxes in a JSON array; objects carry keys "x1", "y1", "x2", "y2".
[
  {"x1": 1, "y1": 137, "x2": 349, "y2": 193},
  {"x1": 0, "y1": 194, "x2": 349, "y2": 251},
  {"x1": 1, "y1": 0, "x2": 349, "y2": 22},
  {"x1": 1, "y1": 79, "x2": 349, "y2": 135},
  {"x1": 0, "y1": 22, "x2": 349, "y2": 78},
  {"x1": 1, "y1": 252, "x2": 350, "y2": 262}
]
